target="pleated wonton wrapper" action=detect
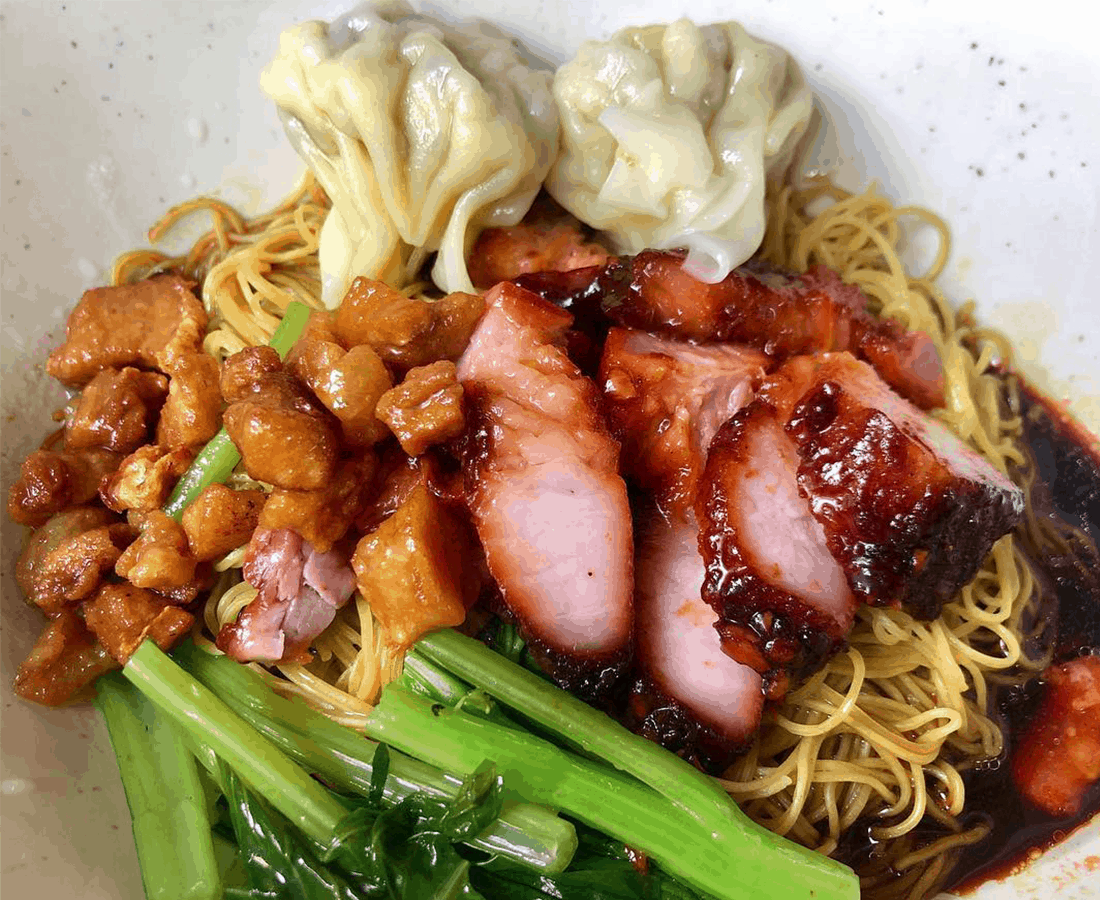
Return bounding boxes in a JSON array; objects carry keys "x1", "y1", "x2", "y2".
[
  {"x1": 261, "y1": 2, "x2": 559, "y2": 304},
  {"x1": 547, "y1": 19, "x2": 814, "y2": 283}
]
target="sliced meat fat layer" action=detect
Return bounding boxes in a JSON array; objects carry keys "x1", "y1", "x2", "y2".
[
  {"x1": 517, "y1": 251, "x2": 944, "y2": 409},
  {"x1": 457, "y1": 282, "x2": 633, "y2": 692},
  {"x1": 599, "y1": 328, "x2": 766, "y2": 518},
  {"x1": 632, "y1": 514, "x2": 764, "y2": 769},
  {"x1": 698, "y1": 402, "x2": 856, "y2": 691},
  {"x1": 762, "y1": 353, "x2": 1025, "y2": 617}
]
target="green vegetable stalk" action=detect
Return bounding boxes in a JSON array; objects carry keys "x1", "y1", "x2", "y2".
[
  {"x1": 96, "y1": 673, "x2": 222, "y2": 900},
  {"x1": 409, "y1": 630, "x2": 859, "y2": 900},
  {"x1": 124, "y1": 640, "x2": 348, "y2": 848},
  {"x1": 173, "y1": 640, "x2": 578, "y2": 874}
]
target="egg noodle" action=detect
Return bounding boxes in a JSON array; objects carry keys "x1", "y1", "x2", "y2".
[{"x1": 113, "y1": 174, "x2": 1048, "y2": 899}]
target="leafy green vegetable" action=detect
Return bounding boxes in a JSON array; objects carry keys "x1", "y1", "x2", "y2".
[{"x1": 173, "y1": 640, "x2": 577, "y2": 873}]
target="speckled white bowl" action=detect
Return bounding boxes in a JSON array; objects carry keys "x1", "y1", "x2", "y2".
[{"x1": 1, "y1": 2, "x2": 1097, "y2": 898}]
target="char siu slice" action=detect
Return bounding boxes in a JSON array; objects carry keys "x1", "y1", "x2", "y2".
[
  {"x1": 632, "y1": 514, "x2": 764, "y2": 770},
  {"x1": 761, "y1": 352, "x2": 1024, "y2": 617},
  {"x1": 599, "y1": 329, "x2": 766, "y2": 757},
  {"x1": 599, "y1": 328, "x2": 767, "y2": 519},
  {"x1": 698, "y1": 402, "x2": 857, "y2": 692},
  {"x1": 517, "y1": 251, "x2": 944, "y2": 409},
  {"x1": 457, "y1": 282, "x2": 633, "y2": 695}
]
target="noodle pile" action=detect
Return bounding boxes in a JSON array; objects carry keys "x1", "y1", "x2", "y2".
[{"x1": 119, "y1": 175, "x2": 1047, "y2": 900}]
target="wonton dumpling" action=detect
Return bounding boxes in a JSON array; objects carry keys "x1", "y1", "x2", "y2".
[
  {"x1": 261, "y1": 3, "x2": 559, "y2": 304},
  {"x1": 547, "y1": 18, "x2": 813, "y2": 283}
]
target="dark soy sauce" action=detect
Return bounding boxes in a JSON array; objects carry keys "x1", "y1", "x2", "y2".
[{"x1": 946, "y1": 384, "x2": 1100, "y2": 892}]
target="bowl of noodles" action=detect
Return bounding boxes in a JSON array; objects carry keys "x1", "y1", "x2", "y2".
[{"x1": 1, "y1": 1, "x2": 1097, "y2": 899}]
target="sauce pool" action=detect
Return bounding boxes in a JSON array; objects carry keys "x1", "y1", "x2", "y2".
[{"x1": 946, "y1": 382, "x2": 1100, "y2": 893}]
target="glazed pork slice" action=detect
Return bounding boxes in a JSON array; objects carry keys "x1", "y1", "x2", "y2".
[
  {"x1": 698, "y1": 402, "x2": 857, "y2": 692},
  {"x1": 457, "y1": 282, "x2": 633, "y2": 695},
  {"x1": 762, "y1": 352, "x2": 1024, "y2": 617},
  {"x1": 599, "y1": 328, "x2": 767, "y2": 518},
  {"x1": 517, "y1": 251, "x2": 944, "y2": 409},
  {"x1": 631, "y1": 514, "x2": 764, "y2": 770}
]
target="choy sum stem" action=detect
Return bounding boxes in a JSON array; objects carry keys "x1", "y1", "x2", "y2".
[
  {"x1": 173, "y1": 640, "x2": 577, "y2": 874},
  {"x1": 96, "y1": 672, "x2": 222, "y2": 900},
  {"x1": 411, "y1": 629, "x2": 860, "y2": 900},
  {"x1": 123, "y1": 640, "x2": 348, "y2": 849}
]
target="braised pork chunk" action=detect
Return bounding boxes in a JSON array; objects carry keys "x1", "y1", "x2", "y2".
[{"x1": 46, "y1": 274, "x2": 206, "y2": 386}]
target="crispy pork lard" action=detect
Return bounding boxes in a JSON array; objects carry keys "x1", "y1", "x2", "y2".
[
  {"x1": 632, "y1": 515, "x2": 765, "y2": 768},
  {"x1": 762, "y1": 353, "x2": 1024, "y2": 617},
  {"x1": 599, "y1": 328, "x2": 767, "y2": 519},
  {"x1": 457, "y1": 282, "x2": 633, "y2": 694},
  {"x1": 517, "y1": 251, "x2": 944, "y2": 409},
  {"x1": 46, "y1": 274, "x2": 207, "y2": 387}
]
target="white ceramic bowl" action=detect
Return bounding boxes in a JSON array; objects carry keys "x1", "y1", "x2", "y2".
[{"x1": 2, "y1": 2, "x2": 1097, "y2": 898}]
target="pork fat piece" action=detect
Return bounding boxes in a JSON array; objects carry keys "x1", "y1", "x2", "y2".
[
  {"x1": 221, "y1": 346, "x2": 340, "y2": 490},
  {"x1": 457, "y1": 282, "x2": 633, "y2": 693},
  {"x1": 47, "y1": 274, "x2": 207, "y2": 386}
]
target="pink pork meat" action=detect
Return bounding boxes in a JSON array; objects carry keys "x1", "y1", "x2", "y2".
[
  {"x1": 216, "y1": 528, "x2": 357, "y2": 663},
  {"x1": 457, "y1": 282, "x2": 633, "y2": 695},
  {"x1": 598, "y1": 328, "x2": 767, "y2": 759}
]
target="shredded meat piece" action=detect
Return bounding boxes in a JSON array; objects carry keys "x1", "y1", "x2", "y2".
[
  {"x1": 64, "y1": 367, "x2": 169, "y2": 453},
  {"x1": 100, "y1": 444, "x2": 195, "y2": 513},
  {"x1": 289, "y1": 330, "x2": 391, "y2": 447},
  {"x1": 221, "y1": 347, "x2": 340, "y2": 490},
  {"x1": 1013, "y1": 656, "x2": 1100, "y2": 817},
  {"x1": 258, "y1": 453, "x2": 375, "y2": 553},
  {"x1": 46, "y1": 274, "x2": 206, "y2": 387},
  {"x1": 7, "y1": 447, "x2": 121, "y2": 526},
  {"x1": 155, "y1": 350, "x2": 222, "y2": 448},
  {"x1": 16, "y1": 507, "x2": 134, "y2": 614},
  {"x1": 217, "y1": 528, "x2": 357, "y2": 663},
  {"x1": 13, "y1": 610, "x2": 119, "y2": 706},
  {"x1": 333, "y1": 277, "x2": 484, "y2": 370},
  {"x1": 83, "y1": 583, "x2": 195, "y2": 664},
  {"x1": 181, "y1": 483, "x2": 267, "y2": 561},
  {"x1": 376, "y1": 361, "x2": 466, "y2": 457},
  {"x1": 468, "y1": 218, "x2": 610, "y2": 290},
  {"x1": 115, "y1": 509, "x2": 199, "y2": 599},
  {"x1": 352, "y1": 472, "x2": 475, "y2": 649}
]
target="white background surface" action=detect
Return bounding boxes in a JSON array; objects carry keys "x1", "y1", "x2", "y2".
[{"x1": 1, "y1": 2, "x2": 1098, "y2": 898}]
